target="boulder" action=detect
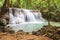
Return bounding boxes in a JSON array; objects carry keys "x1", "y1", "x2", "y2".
[{"x1": 0, "y1": 18, "x2": 7, "y2": 26}]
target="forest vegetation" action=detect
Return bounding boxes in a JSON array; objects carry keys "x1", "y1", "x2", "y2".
[
  {"x1": 0, "y1": 0, "x2": 60, "y2": 22},
  {"x1": 0, "y1": 0, "x2": 60, "y2": 40}
]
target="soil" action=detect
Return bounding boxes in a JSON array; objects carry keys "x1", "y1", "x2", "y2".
[{"x1": 0, "y1": 32, "x2": 52, "y2": 40}]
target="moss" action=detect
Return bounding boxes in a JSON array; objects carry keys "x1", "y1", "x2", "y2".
[{"x1": 0, "y1": 18, "x2": 7, "y2": 26}]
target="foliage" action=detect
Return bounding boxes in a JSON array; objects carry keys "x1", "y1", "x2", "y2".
[
  {"x1": 0, "y1": 0, "x2": 60, "y2": 22},
  {"x1": 0, "y1": 0, "x2": 60, "y2": 9},
  {"x1": 0, "y1": 0, "x2": 4, "y2": 7}
]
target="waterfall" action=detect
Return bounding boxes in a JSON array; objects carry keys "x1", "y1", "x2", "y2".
[
  {"x1": 9, "y1": 8, "x2": 45, "y2": 24},
  {"x1": 7, "y1": 8, "x2": 47, "y2": 32},
  {"x1": 23, "y1": 9, "x2": 36, "y2": 22}
]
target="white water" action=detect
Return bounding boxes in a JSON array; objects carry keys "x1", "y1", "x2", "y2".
[
  {"x1": 9, "y1": 8, "x2": 45, "y2": 24},
  {"x1": 8, "y1": 8, "x2": 47, "y2": 32}
]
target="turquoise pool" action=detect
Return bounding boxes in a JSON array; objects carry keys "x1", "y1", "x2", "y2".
[{"x1": 8, "y1": 21, "x2": 60, "y2": 32}]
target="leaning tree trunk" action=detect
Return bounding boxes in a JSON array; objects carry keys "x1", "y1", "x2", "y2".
[
  {"x1": 0, "y1": 0, "x2": 10, "y2": 32},
  {"x1": 47, "y1": 0, "x2": 51, "y2": 26},
  {"x1": 0, "y1": 0, "x2": 10, "y2": 17}
]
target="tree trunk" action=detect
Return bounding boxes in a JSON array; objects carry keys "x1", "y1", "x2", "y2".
[
  {"x1": 0, "y1": 0, "x2": 10, "y2": 32},
  {"x1": 47, "y1": 0, "x2": 51, "y2": 27},
  {"x1": 0, "y1": 0, "x2": 9, "y2": 17}
]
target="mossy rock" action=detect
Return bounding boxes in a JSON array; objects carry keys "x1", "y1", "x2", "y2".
[{"x1": 0, "y1": 18, "x2": 7, "y2": 26}]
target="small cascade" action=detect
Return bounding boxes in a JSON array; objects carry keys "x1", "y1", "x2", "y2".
[
  {"x1": 9, "y1": 8, "x2": 45, "y2": 24},
  {"x1": 23, "y1": 9, "x2": 36, "y2": 22},
  {"x1": 9, "y1": 8, "x2": 15, "y2": 24},
  {"x1": 32, "y1": 11, "x2": 45, "y2": 21}
]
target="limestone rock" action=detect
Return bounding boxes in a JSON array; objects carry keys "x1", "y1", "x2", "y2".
[{"x1": 0, "y1": 18, "x2": 7, "y2": 26}]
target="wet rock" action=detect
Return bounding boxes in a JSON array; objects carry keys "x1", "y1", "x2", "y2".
[
  {"x1": 32, "y1": 31, "x2": 37, "y2": 35},
  {"x1": 25, "y1": 32, "x2": 29, "y2": 35},
  {"x1": 8, "y1": 30, "x2": 15, "y2": 34},
  {"x1": 56, "y1": 31, "x2": 60, "y2": 35},
  {"x1": 32, "y1": 26, "x2": 60, "y2": 40},
  {"x1": 0, "y1": 18, "x2": 7, "y2": 26},
  {"x1": 17, "y1": 30, "x2": 25, "y2": 35}
]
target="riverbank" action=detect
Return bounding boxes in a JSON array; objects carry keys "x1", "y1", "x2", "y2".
[
  {"x1": 0, "y1": 32, "x2": 51, "y2": 40},
  {"x1": 0, "y1": 25, "x2": 60, "y2": 40}
]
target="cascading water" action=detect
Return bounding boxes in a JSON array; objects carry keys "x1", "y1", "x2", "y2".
[
  {"x1": 23, "y1": 9, "x2": 36, "y2": 22},
  {"x1": 9, "y1": 8, "x2": 45, "y2": 24},
  {"x1": 9, "y1": 8, "x2": 25, "y2": 24},
  {"x1": 8, "y1": 8, "x2": 47, "y2": 32}
]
